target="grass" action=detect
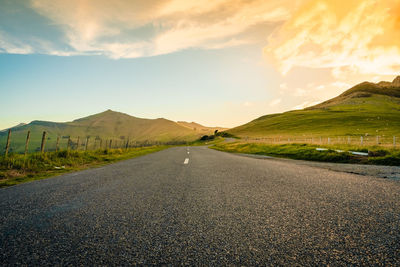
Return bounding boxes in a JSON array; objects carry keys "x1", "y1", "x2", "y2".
[
  {"x1": 211, "y1": 142, "x2": 400, "y2": 166},
  {"x1": 0, "y1": 110, "x2": 202, "y2": 153},
  {"x1": 190, "y1": 136, "x2": 227, "y2": 146},
  {"x1": 227, "y1": 94, "x2": 400, "y2": 139},
  {"x1": 0, "y1": 146, "x2": 169, "y2": 188}
]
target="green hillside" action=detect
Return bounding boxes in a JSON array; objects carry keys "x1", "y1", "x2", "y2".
[
  {"x1": 227, "y1": 77, "x2": 400, "y2": 139},
  {"x1": 0, "y1": 110, "x2": 210, "y2": 153}
]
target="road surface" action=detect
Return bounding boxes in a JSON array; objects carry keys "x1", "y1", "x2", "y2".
[{"x1": 1, "y1": 146, "x2": 400, "y2": 265}]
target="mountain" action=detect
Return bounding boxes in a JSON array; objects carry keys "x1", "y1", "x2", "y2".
[
  {"x1": 0, "y1": 123, "x2": 26, "y2": 133},
  {"x1": 227, "y1": 76, "x2": 400, "y2": 139},
  {"x1": 177, "y1": 121, "x2": 228, "y2": 133},
  {"x1": 0, "y1": 110, "x2": 221, "y2": 153}
]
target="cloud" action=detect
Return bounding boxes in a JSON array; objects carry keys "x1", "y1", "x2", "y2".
[
  {"x1": 18, "y1": 0, "x2": 297, "y2": 58},
  {"x1": 265, "y1": 0, "x2": 400, "y2": 76},
  {"x1": 0, "y1": 31, "x2": 33, "y2": 54},
  {"x1": 330, "y1": 81, "x2": 351, "y2": 90},
  {"x1": 269, "y1": 98, "x2": 281, "y2": 107}
]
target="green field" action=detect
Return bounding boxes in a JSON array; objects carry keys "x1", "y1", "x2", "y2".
[
  {"x1": 0, "y1": 146, "x2": 169, "y2": 187},
  {"x1": 227, "y1": 81, "x2": 400, "y2": 140}
]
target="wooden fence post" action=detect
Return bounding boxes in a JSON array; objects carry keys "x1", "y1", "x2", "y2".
[
  {"x1": 4, "y1": 129, "x2": 11, "y2": 156},
  {"x1": 85, "y1": 137, "x2": 89, "y2": 151},
  {"x1": 376, "y1": 136, "x2": 379, "y2": 145},
  {"x1": 360, "y1": 136, "x2": 363, "y2": 146},
  {"x1": 109, "y1": 139, "x2": 112, "y2": 149},
  {"x1": 394, "y1": 136, "x2": 396, "y2": 148},
  {"x1": 67, "y1": 137, "x2": 71, "y2": 151},
  {"x1": 40, "y1": 131, "x2": 47, "y2": 153},
  {"x1": 125, "y1": 138, "x2": 130, "y2": 149},
  {"x1": 55, "y1": 136, "x2": 60, "y2": 152},
  {"x1": 328, "y1": 137, "x2": 331, "y2": 145},
  {"x1": 347, "y1": 136, "x2": 350, "y2": 144},
  {"x1": 24, "y1": 131, "x2": 31, "y2": 156},
  {"x1": 76, "y1": 136, "x2": 80, "y2": 151}
]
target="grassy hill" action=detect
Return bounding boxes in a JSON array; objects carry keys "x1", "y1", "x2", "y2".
[
  {"x1": 227, "y1": 77, "x2": 400, "y2": 139},
  {"x1": 177, "y1": 121, "x2": 228, "y2": 134},
  {"x1": 0, "y1": 110, "x2": 218, "y2": 153}
]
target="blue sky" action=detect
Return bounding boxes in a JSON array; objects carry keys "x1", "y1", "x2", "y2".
[
  {"x1": 0, "y1": 44, "x2": 280, "y2": 128},
  {"x1": 1, "y1": 0, "x2": 399, "y2": 129}
]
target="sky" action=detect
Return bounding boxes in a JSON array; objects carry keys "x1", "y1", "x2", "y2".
[{"x1": 1, "y1": 0, "x2": 399, "y2": 129}]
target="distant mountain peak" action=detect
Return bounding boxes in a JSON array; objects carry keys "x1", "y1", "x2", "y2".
[{"x1": 392, "y1": 76, "x2": 400, "y2": 86}]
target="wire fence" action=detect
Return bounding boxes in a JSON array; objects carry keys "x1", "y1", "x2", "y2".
[
  {"x1": 242, "y1": 135, "x2": 399, "y2": 148},
  {"x1": 1, "y1": 130, "x2": 188, "y2": 156}
]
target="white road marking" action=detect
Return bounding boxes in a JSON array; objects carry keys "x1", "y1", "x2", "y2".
[
  {"x1": 187, "y1": 151, "x2": 190, "y2": 154},
  {"x1": 184, "y1": 158, "x2": 189, "y2": 164}
]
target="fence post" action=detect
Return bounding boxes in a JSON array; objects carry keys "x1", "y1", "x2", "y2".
[
  {"x1": 360, "y1": 136, "x2": 363, "y2": 146},
  {"x1": 85, "y1": 137, "x2": 89, "y2": 151},
  {"x1": 40, "y1": 131, "x2": 47, "y2": 153},
  {"x1": 76, "y1": 136, "x2": 80, "y2": 151},
  {"x1": 347, "y1": 136, "x2": 350, "y2": 144},
  {"x1": 24, "y1": 131, "x2": 31, "y2": 156},
  {"x1": 394, "y1": 136, "x2": 396, "y2": 148},
  {"x1": 55, "y1": 136, "x2": 60, "y2": 152},
  {"x1": 67, "y1": 137, "x2": 71, "y2": 151},
  {"x1": 376, "y1": 136, "x2": 379, "y2": 145},
  {"x1": 4, "y1": 129, "x2": 11, "y2": 156},
  {"x1": 328, "y1": 137, "x2": 330, "y2": 145},
  {"x1": 99, "y1": 139, "x2": 103, "y2": 149},
  {"x1": 109, "y1": 139, "x2": 112, "y2": 149},
  {"x1": 125, "y1": 138, "x2": 130, "y2": 149}
]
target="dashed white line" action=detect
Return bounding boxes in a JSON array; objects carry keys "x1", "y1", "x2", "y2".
[
  {"x1": 184, "y1": 158, "x2": 189, "y2": 164},
  {"x1": 187, "y1": 151, "x2": 190, "y2": 154}
]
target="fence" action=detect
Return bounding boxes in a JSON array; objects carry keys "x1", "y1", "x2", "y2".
[
  {"x1": 243, "y1": 135, "x2": 399, "y2": 148},
  {"x1": 1, "y1": 129, "x2": 187, "y2": 156}
]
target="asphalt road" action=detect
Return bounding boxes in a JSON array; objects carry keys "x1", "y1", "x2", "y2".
[{"x1": 1, "y1": 146, "x2": 400, "y2": 265}]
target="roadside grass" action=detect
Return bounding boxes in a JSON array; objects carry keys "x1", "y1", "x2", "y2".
[
  {"x1": 190, "y1": 136, "x2": 226, "y2": 146},
  {"x1": 211, "y1": 142, "x2": 400, "y2": 166},
  {"x1": 0, "y1": 146, "x2": 169, "y2": 188}
]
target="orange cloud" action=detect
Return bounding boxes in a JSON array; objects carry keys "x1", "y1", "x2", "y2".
[{"x1": 265, "y1": 0, "x2": 400, "y2": 76}]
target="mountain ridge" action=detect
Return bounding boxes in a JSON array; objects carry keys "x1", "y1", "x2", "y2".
[
  {"x1": 0, "y1": 110, "x2": 225, "y2": 153},
  {"x1": 309, "y1": 76, "x2": 400, "y2": 110}
]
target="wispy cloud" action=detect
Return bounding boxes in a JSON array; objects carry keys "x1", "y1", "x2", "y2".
[
  {"x1": 0, "y1": 31, "x2": 33, "y2": 54},
  {"x1": 265, "y1": 0, "x2": 400, "y2": 77},
  {"x1": 269, "y1": 98, "x2": 282, "y2": 107},
  {"x1": 13, "y1": 0, "x2": 295, "y2": 58}
]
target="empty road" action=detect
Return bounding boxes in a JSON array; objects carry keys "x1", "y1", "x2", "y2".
[{"x1": 1, "y1": 146, "x2": 400, "y2": 265}]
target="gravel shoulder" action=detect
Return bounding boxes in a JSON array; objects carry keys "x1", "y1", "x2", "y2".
[{"x1": 232, "y1": 152, "x2": 400, "y2": 180}]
